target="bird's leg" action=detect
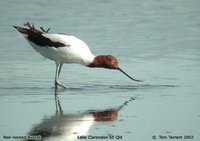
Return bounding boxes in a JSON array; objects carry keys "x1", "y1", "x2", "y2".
[
  {"x1": 58, "y1": 63, "x2": 63, "y2": 78},
  {"x1": 57, "y1": 97, "x2": 64, "y2": 115},
  {"x1": 55, "y1": 64, "x2": 59, "y2": 90},
  {"x1": 55, "y1": 63, "x2": 67, "y2": 89},
  {"x1": 54, "y1": 92, "x2": 59, "y2": 114}
]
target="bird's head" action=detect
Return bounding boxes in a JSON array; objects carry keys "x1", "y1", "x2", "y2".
[
  {"x1": 98, "y1": 55, "x2": 119, "y2": 69},
  {"x1": 88, "y1": 55, "x2": 142, "y2": 82}
]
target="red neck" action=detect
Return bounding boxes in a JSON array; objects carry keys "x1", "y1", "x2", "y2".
[{"x1": 88, "y1": 55, "x2": 107, "y2": 68}]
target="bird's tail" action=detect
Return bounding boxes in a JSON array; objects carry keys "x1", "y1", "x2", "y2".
[
  {"x1": 13, "y1": 22, "x2": 50, "y2": 35},
  {"x1": 13, "y1": 26, "x2": 30, "y2": 35}
]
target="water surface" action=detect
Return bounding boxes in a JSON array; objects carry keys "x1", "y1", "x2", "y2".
[{"x1": 0, "y1": 0, "x2": 200, "y2": 141}]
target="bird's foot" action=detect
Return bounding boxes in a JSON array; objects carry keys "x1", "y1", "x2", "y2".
[{"x1": 55, "y1": 80, "x2": 67, "y2": 89}]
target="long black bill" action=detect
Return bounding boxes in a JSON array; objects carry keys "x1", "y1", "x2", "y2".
[{"x1": 118, "y1": 68, "x2": 143, "y2": 82}]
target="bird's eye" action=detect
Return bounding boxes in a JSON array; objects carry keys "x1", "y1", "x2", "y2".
[{"x1": 111, "y1": 61, "x2": 115, "y2": 64}]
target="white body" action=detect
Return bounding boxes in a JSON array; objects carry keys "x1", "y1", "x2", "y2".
[{"x1": 24, "y1": 33, "x2": 95, "y2": 66}]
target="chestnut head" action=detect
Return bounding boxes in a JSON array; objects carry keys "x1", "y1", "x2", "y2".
[{"x1": 89, "y1": 55, "x2": 142, "y2": 82}]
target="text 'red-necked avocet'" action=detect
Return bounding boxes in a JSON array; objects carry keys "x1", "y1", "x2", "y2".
[{"x1": 14, "y1": 22, "x2": 142, "y2": 89}]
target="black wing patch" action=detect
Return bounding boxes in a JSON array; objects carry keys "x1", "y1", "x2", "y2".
[
  {"x1": 14, "y1": 22, "x2": 67, "y2": 48},
  {"x1": 28, "y1": 33, "x2": 66, "y2": 48}
]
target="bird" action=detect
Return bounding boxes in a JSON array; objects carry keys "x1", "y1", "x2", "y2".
[{"x1": 13, "y1": 22, "x2": 142, "y2": 89}]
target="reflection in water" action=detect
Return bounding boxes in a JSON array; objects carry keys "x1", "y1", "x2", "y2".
[{"x1": 25, "y1": 90, "x2": 135, "y2": 141}]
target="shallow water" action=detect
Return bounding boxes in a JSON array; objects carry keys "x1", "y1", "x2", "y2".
[{"x1": 0, "y1": 0, "x2": 200, "y2": 141}]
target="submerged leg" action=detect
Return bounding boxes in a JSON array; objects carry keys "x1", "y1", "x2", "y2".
[
  {"x1": 54, "y1": 92, "x2": 59, "y2": 114},
  {"x1": 55, "y1": 63, "x2": 66, "y2": 89}
]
